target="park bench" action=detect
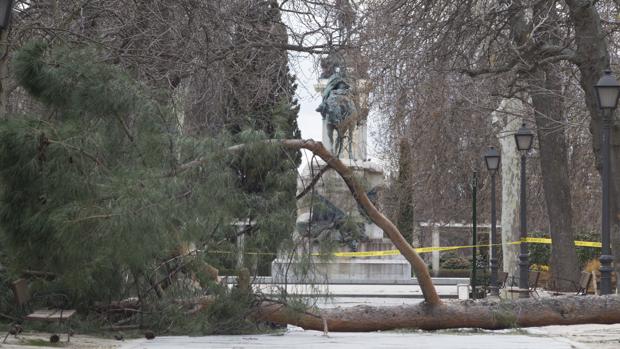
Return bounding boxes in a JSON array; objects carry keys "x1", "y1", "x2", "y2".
[
  {"x1": 549, "y1": 271, "x2": 593, "y2": 296},
  {"x1": 3, "y1": 279, "x2": 76, "y2": 344},
  {"x1": 497, "y1": 271, "x2": 509, "y2": 289},
  {"x1": 528, "y1": 271, "x2": 541, "y2": 297},
  {"x1": 482, "y1": 271, "x2": 509, "y2": 296},
  {"x1": 576, "y1": 271, "x2": 593, "y2": 295},
  {"x1": 504, "y1": 271, "x2": 541, "y2": 298}
]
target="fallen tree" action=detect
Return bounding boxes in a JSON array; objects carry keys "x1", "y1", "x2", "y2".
[{"x1": 254, "y1": 295, "x2": 620, "y2": 331}]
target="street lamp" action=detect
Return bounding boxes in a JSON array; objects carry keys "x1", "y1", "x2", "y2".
[
  {"x1": 0, "y1": 0, "x2": 13, "y2": 30},
  {"x1": 595, "y1": 69, "x2": 620, "y2": 295},
  {"x1": 514, "y1": 123, "x2": 534, "y2": 298},
  {"x1": 484, "y1": 147, "x2": 500, "y2": 296}
]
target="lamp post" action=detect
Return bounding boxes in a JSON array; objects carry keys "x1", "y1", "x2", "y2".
[
  {"x1": 595, "y1": 69, "x2": 620, "y2": 295},
  {"x1": 484, "y1": 147, "x2": 500, "y2": 296},
  {"x1": 0, "y1": 0, "x2": 13, "y2": 29},
  {"x1": 514, "y1": 123, "x2": 534, "y2": 298}
]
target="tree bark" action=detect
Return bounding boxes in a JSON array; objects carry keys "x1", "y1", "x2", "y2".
[
  {"x1": 395, "y1": 137, "x2": 414, "y2": 243},
  {"x1": 0, "y1": 26, "x2": 10, "y2": 118},
  {"x1": 530, "y1": 64, "x2": 580, "y2": 290},
  {"x1": 565, "y1": 0, "x2": 620, "y2": 288},
  {"x1": 254, "y1": 295, "x2": 620, "y2": 332},
  {"x1": 493, "y1": 98, "x2": 524, "y2": 278}
]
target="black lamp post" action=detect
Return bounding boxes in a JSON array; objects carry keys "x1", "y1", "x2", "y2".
[
  {"x1": 514, "y1": 123, "x2": 534, "y2": 298},
  {"x1": 484, "y1": 147, "x2": 500, "y2": 296},
  {"x1": 595, "y1": 69, "x2": 620, "y2": 295},
  {"x1": 0, "y1": 0, "x2": 13, "y2": 30}
]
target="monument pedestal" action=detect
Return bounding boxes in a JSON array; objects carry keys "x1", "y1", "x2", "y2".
[{"x1": 271, "y1": 240, "x2": 411, "y2": 283}]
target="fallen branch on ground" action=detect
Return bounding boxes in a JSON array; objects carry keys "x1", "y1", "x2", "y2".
[{"x1": 254, "y1": 295, "x2": 620, "y2": 331}]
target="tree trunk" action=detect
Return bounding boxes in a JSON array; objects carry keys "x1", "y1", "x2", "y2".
[
  {"x1": 254, "y1": 295, "x2": 620, "y2": 332},
  {"x1": 0, "y1": 27, "x2": 10, "y2": 118},
  {"x1": 493, "y1": 98, "x2": 524, "y2": 278},
  {"x1": 565, "y1": 0, "x2": 620, "y2": 288},
  {"x1": 395, "y1": 137, "x2": 414, "y2": 243},
  {"x1": 530, "y1": 64, "x2": 580, "y2": 290}
]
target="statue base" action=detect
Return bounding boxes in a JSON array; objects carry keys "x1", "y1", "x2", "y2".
[{"x1": 271, "y1": 238, "x2": 411, "y2": 283}]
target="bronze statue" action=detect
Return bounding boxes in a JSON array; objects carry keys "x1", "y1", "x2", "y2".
[{"x1": 316, "y1": 69, "x2": 358, "y2": 156}]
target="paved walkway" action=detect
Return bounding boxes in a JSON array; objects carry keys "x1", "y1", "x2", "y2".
[
  {"x1": 527, "y1": 324, "x2": 620, "y2": 349},
  {"x1": 118, "y1": 324, "x2": 620, "y2": 348},
  {"x1": 4, "y1": 324, "x2": 620, "y2": 348},
  {"x1": 117, "y1": 323, "x2": 620, "y2": 349},
  {"x1": 117, "y1": 326, "x2": 592, "y2": 349}
]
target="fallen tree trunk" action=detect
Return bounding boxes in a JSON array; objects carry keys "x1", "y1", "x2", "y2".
[{"x1": 254, "y1": 295, "x2": 620, "y2": 331}]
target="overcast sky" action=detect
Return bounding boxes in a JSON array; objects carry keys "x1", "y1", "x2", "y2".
[{"x1": 290, "y1": 53, "x2": 323, "y2": 142}]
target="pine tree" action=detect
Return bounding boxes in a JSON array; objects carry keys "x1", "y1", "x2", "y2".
[
  {"x1": 0, "y1": 41, "x2": 297, "y2": 312},
  {"x1": 219, "y1": 0, "x2": 301, "y2": 273}
]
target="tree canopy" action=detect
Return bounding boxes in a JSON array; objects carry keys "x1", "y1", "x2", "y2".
[{"x1": 0, "y1": 41, "x2": 299, "y2": 319}]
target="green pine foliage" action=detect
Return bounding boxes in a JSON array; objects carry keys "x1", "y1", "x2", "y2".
[
  {"x1": 0, "y1": 40, "x2": 299, "y2": 324},
  {"x1": 222, "y1": 2, "x2": 301, "y2": 273}
]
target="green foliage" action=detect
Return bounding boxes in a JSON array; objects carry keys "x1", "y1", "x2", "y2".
[
  {"x1": 0, "y1": 40, "x2": 300, "y2": 330},
  {"x1": 440, "y1": 253, "x2": 470, "y2": 270},
  {"x1": 0, "y1": 269, "x2": 12, "y2": 318},
  {"x1": 574, "y1": 232, "x2": 600, "y2": 267},
  {"x1": 528, "y1": 231, "x2": 600, "y2": 269},
  {"x1": 201, "y1": 287, "x2": 256, "y2": 334},
  {"x1": 528, "y1": 232, "x2": 551, "y2": 267},
  {"x1": 14, "y1": 42, "x2": 157, "y2": 122}
]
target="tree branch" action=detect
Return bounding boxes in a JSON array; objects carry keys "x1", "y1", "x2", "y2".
[{"x1": 296, "y1": 163, "x2": 330, "y2": 200}]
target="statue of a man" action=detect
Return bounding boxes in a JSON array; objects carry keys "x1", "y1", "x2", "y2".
[{"x1": 316, "y1": 69, "x2": 358, "y2": 155}]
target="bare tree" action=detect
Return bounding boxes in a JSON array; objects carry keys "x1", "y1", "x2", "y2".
[{"x1": 362, "y1": 0, "x2": 619, "y2": 289}]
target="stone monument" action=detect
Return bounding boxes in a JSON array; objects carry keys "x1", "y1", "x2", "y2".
[{"x1": 271, "y1": 51, "x2": 411, "y2": 283}]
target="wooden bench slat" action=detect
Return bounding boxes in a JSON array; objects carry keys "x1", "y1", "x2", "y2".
[{"x1": 26, "y1": 309, "x2": 76, "y2": 321}]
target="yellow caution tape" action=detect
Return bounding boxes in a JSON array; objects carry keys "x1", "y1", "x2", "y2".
[
  {"x1": 310, "y1": 237, "x2": 601, "y2": 258},
  {"x1": 522, "y1": 237, "x2": 602, "y2": 248},
  {"x1": 522, "y1": 237, "x2": 550, "y2": 244},
  {"x1": 333, "y1": 250, "x2": 400, "y2": 257},
  {"x1": 206, "y1": 237, "x2": 602, "y2": 258},
  {"x1": 209, "y1": 250, "x2": 277, "y2": 256},
  {"x1": 575, "y1": 241, "x2": 602, "y2": 248}
]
